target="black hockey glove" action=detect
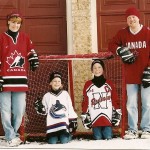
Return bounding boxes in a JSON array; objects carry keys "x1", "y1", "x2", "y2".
[
  {"x1": 117, "y1": 47, "x2": 136, "y2": 64},
  {"x1": 0, "y1": 76, "x2": 4, "y2": 92},
  {"x1": 69, "y1": 118, "x2": 78, "y2": 133},
  {"x1": 34, "y1": 98, "x2": 46, "y2": 115},
  {"x1": 112, "y1": 108, "x2": 122, "y2": 126},
  {"x1": 142, "y1": 67, "x2": 150, "y2": 88},
  {"x1": 81, "y1": 113, "x2": 92, "y2": 130},
  {"x1": 28, "y1": 50, "x2": 39, "y2": 71}
]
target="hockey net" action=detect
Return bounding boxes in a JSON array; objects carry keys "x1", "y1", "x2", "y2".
[{"x1": 20, "y1": 52, "x2": 126, "y2": 141}]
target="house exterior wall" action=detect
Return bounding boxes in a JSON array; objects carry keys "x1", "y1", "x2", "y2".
[{"x1": 67, "y1": 0, "x2": 97, "y2": 132}]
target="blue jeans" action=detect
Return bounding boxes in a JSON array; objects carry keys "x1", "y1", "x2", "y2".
[
  {"x1": 0, "y1": 92, "x2": 26, "y2": 141},
  {"x1": 126, "y1": 84, "x2": 150, "y2": 132},
  {"x1": 92, "y1": 126, "x2": 113, "y2": 140},
  {"x1": 48, "y1": 132, "x2": 72, "y2": 144}
]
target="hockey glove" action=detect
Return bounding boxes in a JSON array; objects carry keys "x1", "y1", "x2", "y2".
[
  {"x1": 142, "y1": 67, "x2": 150, "y2": 88},
  {"x1": 81, "y1": 113, "x2": 92, "y2": 130},
  {"x1": 69, "y1": 118, "x2": 78, "y2": 133},
  {"x1": 28, "y1": 50, "x2": 39, "y2": 71},
  {"x1": 112, "y1": 108, "x2": 122, "y2": 126},
  {"x1": 117, "y1": 47, "x2": 136, "y2": 64},
  {"x1": 0, "y1": 76, "x2": 4, "y2": 92},
  {"x1": 34, "y1": 98, "x2": 46, "y2": 115}
]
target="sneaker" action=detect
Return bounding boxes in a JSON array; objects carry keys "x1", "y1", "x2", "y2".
[
  {"x1": 141, "y1": 131, "x2": 150, "y2": 139},
  {"x1": 123, "y1": 130, "x2": 138, "y2": 140},
  {"x1": 0, "y1": 137, "x2": 23, "y2": 147}
]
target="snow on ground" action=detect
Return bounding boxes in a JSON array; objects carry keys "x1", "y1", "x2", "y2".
[{"x1": 0, "y1": 138, "x2": 150, "y2": 150}]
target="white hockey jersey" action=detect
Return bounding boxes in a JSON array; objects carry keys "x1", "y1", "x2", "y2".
[
  {"x1": 42, "y1": 90, "x2": 77, "y2": 134},
  {"x1": 82, "y1": 79, "x2": 119, "y2": 127}
]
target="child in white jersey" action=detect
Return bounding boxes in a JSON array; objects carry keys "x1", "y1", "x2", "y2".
[
  {"x1": 81, "y1": 59, "x2": 121, "y2": 140},
  {"x1": 35, "y1": 71, "x2": 78, "y2": 144}
]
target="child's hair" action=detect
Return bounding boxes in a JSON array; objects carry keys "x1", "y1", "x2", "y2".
[
  {"x1": 91, "y1": 59, "x2": 105, "y2": 70},
  {"x1": 8, "y1": 17, "x2": 22, "y2": 24}
]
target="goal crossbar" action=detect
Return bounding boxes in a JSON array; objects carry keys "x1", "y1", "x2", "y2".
[{"x1": 39, "y1": 52, "x2": 114, "y2": 60}]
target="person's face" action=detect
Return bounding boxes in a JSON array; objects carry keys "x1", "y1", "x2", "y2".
[
  {"x1": 127, "y1": 15, "x2": 140, "y2": 28},
  {"x1": 92, "y1": 63, "x2": 104, "y2": 77},
  {"x1": 50, "y1": 77, "x2": 62, "y2": 90},
  {"x1": 8, "y1": 17, "x2": 22, "y2": 32}
]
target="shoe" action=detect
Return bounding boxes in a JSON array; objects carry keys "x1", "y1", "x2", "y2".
[
  {"x1": 0, "y1": 137, "x2": 23, "y2": 147},
  {"x1": 123, "y1": 130, "x2": 138, "y2": 140},
  {"x1": 141, "y1": 131, "x2": 150, "y2": 139}
]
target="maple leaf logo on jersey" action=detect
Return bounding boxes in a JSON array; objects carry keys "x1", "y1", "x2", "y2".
[{"x1": 6, "y1": 50, "x2": 25, "y2": 68}]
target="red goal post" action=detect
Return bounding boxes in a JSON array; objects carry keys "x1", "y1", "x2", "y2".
[{"x1": 19, "y1": 52, "x2": 126, "y2": 141}]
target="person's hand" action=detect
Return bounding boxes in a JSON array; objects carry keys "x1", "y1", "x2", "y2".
[
  {"x1": 112, "y1": 108, "x2": 122, "y2": 126},
  {"x1": 0, "y1": 76, "x2": 4, "y2": 92},
  {"x1": 81, "y1": 113, "x2": 92, "y2": 130},
  {"x1": 142, "y1": 67, "x2": 150, "y2": 88},
  {"x1": 34, "y1": 98, "x2": 46, "y2": 115},
  {"x1": 28, "y1": 50, "x2": 39, "y2": 71},
  {"x1": 117, "y1": 47, "x2": 136, "y2": 64},
  {"x1": 69, "y1": 118, "x2": 78, "y2": 133}
]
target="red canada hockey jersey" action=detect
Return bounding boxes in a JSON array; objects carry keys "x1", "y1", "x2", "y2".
[
  {"x1": 0, "y1": 32, "x2": 34, "y2": 91},
  {"x1": 108, "y1": 25, "x2": 150, "y2": 84},
  {"x1": 82, "y1": 79, "x2": 119, "y2": 127}
]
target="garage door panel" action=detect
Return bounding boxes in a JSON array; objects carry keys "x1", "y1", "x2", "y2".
[
  {"x1": 0, "y1": 0, "x2": 19, "y2": 18},
  {"x1": 98, "y1": 15, "x2": 126, "y2": 51},
  {"x1": 97, "y1": 0, "x2": 139, "y2": 13},
  {"x1": 20, "y1": 0, "x2": 66, "y2": 17},
  {"x1": 144, "y1": 13, "x2": 150, "y2": 27},
  {"x1": 25, "y1": 17, "x2": 66, "y2": 55}
]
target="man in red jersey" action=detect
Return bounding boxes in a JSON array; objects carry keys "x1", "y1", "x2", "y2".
[
  {"x1": 0, "y1": 11, "x2": 39, "y2": 146},
  {"x1": 108, "y1": 7, "x2": 150, "y2": 139}
]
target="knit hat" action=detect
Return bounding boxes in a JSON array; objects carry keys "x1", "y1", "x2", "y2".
[
  {"x1": 7, "y1": 10, "x2": 23, "y2": 21},
  {"x1": 49, "y1": 71, "x2": 62, "y2": 82},
  {"x1": 91, "y1": 59, "x2": 105, "y2": 70},
  {"x1": 125, "y1": 7, "x2": 140, "y2": 19}
]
